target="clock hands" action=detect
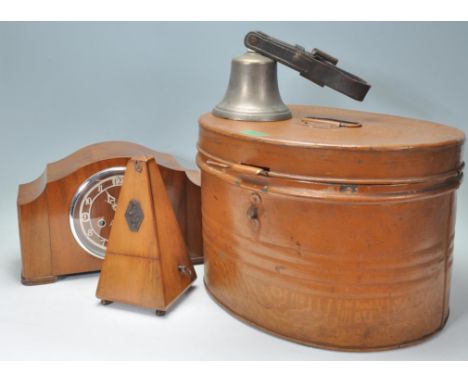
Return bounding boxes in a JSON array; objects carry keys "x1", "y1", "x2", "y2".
[
  {"x1": 105, "y1": 191, "x2": 117, "y2": 211},
  {"x1": 89, "y1": 189, "x2": 117, "y2": 237}
]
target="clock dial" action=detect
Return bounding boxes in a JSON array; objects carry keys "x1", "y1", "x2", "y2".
[{"x1": 69, "y1": 167, "x2": 125, "y2": 259}]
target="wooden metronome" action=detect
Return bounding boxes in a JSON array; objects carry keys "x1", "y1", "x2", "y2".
[
  {"x1": 17, "y1": 141, "x2": 203, "y2": 285},
  {"x1": 96, "y1": 156, "x2": 196, "y2": 315}
]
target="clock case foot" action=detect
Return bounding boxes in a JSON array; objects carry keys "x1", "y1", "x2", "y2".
[{"x1": 21, "y1": 274, "x2": 59, "y2": 286}]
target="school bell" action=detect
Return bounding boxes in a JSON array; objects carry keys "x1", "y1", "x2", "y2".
[
  {"x1": 212, "y1": 50, "x2": 291, "y2": 122},
  {"x1": 212, "y1": 31, "x2": 371, "y2": 122}
]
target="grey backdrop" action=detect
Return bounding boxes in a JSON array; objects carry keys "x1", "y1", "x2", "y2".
[{"x1": 0, "y1": 22, "x2": 467, "y2": 360}]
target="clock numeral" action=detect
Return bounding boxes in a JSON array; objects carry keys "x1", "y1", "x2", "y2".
[
  {"x1": 71, "y1": 168, "x2": 125, "y2": 259},
  {"x1": 112, "y1": 176, "x2": 123, "y2": 186}
]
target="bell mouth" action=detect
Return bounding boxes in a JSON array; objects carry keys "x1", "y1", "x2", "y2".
[{"x1": 212, "y1": 104, "x2": 292, "y2": 122}]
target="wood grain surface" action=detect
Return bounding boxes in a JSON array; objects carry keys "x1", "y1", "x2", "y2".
[
  {"x1": 96, "y1": 157, "x2": 196, "y2": 312},
  {"x1": 18, "y1": 141, "x2": 203, "y2": 285}
]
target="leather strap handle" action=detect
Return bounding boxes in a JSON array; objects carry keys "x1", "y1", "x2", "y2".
[{"x1": 244, "y1": 31, "x2": 371, "y2": 101}]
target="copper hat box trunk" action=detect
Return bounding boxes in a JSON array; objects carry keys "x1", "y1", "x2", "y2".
[{"x1": 197, "y1": 105, "x2": 465, "y2": 351}]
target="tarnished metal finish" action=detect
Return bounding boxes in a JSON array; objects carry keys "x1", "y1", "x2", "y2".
[
  {"x1": 125, "y1": 199, "x2": 144, "y2": 232},
  {"x1": 244, "y1": 31, "x2": 371, "y2": 101},
  {"x1": 212, "y1": 52, "x2": 291, "y2": 122},
  {"x1": 197, "y1": 105, "x2": 465, "y2": 351},
  {"x1": 178, "y1": 264, "x2": 194, "y2": 278},
  {"x1": 213, "y1": 30, "x2": 371, "y2": 122}
]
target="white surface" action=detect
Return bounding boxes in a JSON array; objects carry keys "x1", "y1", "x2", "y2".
[{"x1": 1, "y1": 236, "x2": 467, "y2": 360}]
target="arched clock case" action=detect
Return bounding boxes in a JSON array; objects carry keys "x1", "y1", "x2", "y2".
[{"x1": 17, "y1": 141, "x2": 203, "y2": 285}]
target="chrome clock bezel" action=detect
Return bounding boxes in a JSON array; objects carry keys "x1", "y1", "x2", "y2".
[{"x1": 69, "y1": 166, "x2": 126, "y2": 259}]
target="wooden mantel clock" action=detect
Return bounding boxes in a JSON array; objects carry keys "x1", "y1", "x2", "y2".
[{"x1": 17, "y1": 141, "x2": 203, "y2": 285}]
